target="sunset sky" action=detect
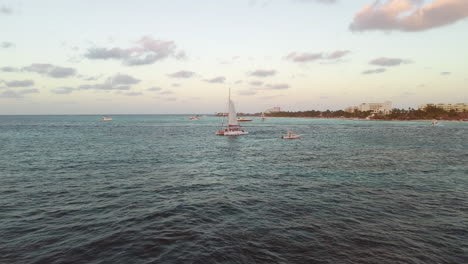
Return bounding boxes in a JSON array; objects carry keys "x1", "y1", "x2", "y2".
[{"x1": 1, "y1": 0, "x2": 467, "y2": 114}]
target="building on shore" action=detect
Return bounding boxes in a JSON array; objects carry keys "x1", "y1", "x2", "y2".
[
  {"x1": 418, "y1": 103, "x2": 467, "y2": 113},
  {"x1": 264, "y1": 107, "x2": 281, "y2": 113},
  {"x1": 345, "y1": 101, "x2": 392, "y2": 114}
]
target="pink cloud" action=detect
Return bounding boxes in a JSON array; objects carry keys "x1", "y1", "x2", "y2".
[{"x1": 350, "y1": 0, "x2": 468, "y2": 32}]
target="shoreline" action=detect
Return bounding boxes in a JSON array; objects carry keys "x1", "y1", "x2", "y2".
[{"x1": 264, "y1": 116, "x2": 468, "y2": 122}]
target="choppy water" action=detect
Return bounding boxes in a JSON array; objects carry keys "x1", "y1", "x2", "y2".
[{"x1": 0, "y1": 115, "x2": 467, "y2": 264}]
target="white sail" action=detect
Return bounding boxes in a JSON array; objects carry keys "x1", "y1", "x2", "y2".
[{"x1": 228, "y1": 99, "x2": 239, "y2": 126}]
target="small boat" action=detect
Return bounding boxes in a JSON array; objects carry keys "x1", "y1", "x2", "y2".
[
  {"x1": 237, "y1": 117, "x2": 253, "y2": 122},
  {"x1": 216, "y1": 89, "x2": 249, "y2": 136},
  {"x1": 281, "y1": 130, "x2": 301, "y2": 139},
  {"x1": 431, "y1": 120, "x2": 438, "y2": 126},
  {"x1": 189, "y1": 116, "x2": 199, "y2": 120},
  {"x1": 260, "y1": 112, "x2": 266, "y2": 121},
  {"x1": 102, "y1": 116, "x2": 112, "y2": 121}
]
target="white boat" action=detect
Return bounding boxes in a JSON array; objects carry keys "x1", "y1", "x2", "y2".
[
  {"x1": 281, "y1": 130, "x2": 300, "y2": 139},
  {"x1": 431, "y1": 120, "x2": 438, "y2": 126},
  {"x1": 189, "y1": 116, "x2": 199, "y2": 120},
  {"x1": 102, "y1": 116, "x2": 112, "y2": 121},
  {"x1": 260, "y1": 112, "x2": 266, "y2": 121},
  {"x1": 216, "y1": 89, "x2": 249, "y2": 136}
]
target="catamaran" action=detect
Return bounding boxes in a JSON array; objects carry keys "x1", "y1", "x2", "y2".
[
  {"x1": 216, "y1": 89, "x2": 249, "y2": 136},
  {"x1": 281, "y1": 130, "x2": 300, "y2": 139}
]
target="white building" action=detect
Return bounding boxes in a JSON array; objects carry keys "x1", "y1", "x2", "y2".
[
  {"x1": 264, "y1": 107, "x2": 281, "y2": 113},
  {"x1": 419, "y1": 103, "x2": 467, "y2": 113},
  {"x1": 345, "y1": 101, "x2": 392, "y2": 114}
]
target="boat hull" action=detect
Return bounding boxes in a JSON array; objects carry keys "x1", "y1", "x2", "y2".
[{"x1": 216, "y1": 130, "x2": 249, "y2": 136}]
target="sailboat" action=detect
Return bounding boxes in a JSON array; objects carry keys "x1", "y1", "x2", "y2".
[
  {"x1": 281, "y1": 130, "x2": 300, "y2": 139},
  {"x1": 216, "y1": 89, "x2": 249, "y2": 136},
  {"x1": 260, "y1": 112, "x2": 266, "y2": 121}
]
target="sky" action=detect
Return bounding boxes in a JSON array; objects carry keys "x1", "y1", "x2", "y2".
[{"x1": 1, "y1": 0, "x2": 467, "y2": 114}]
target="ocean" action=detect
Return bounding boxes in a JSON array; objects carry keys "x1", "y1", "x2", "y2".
[{"x1": 0, "y1": 115, "x2": 467, "y2": 264}]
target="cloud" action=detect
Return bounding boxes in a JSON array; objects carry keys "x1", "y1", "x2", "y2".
[
  {"x1": 286, "y1": 52, "x2": 323, "y2": 62},
  {"x1": 0, "y1": 89, "x2": 39, "y2": 98},
  {"x1": 122, "y1": 92, "x2": 143, "y2": 96},
  {"x1": 84, "y1": 36, "x2": 185, "y2": 66},
  {"x1": 238, "y1": 89, "x2": 258, "y2": 96},
  {"x1": 159, "y1": 90, "x2": 174, "y2": 95},
  {"x1": 234, "y1": 80, "x2": 243, "y2": 84},
  {"x1": 249, "y1": 81, "x2": 263, "y2": 86},
  {"x1": 147, "y1": 87, "x2": 162, "y2": 91},
  {"x1": 0, "y1": 66, "x2": 19, "y2": 72},
  {"x1": 350, "y1": 0, "x2": 468, "y2": 32},
  {"x1": 23, "y1": 63, "x2": 76, "y2": 78},
  {"x1": 50, "y1": 73, "x2": 140, "y2": 94},
  {"x1": 441, "y1": 71, "x2": 451, "y2": 75},
  {"x1": 362, "y1": 68, "x2": 387, "y2": 74},
  {"x1": 249, "y1": 69, "x2": 277, "y2": 77},
  {"x1": 4, "y1": 80, "x2": 34, "y2": 88},
  {"x1": 286, "y1": 50, "x2": 351, "y2": 62},
  {"x1": 167, "y1": 70, "x2": 195, "y2": 78},
  {"x1": 0, "y1": 42, "x2": 14, "y2": 48},
  {"x1": 294, "y1": 0, "x2": 337, "y2": 3},
  {"x1": 171, "y1": 83, "x2": 181, "y2": 87},
  {"x1": 0, "y1": 6, "x2": 13, "y2": 15},
  {"x1": 370, "y1": 57, "x2": 411, "y2": 66},
  {"x1": 266, "y1": 83, "x2": 290, "y2": 90},
  {"x1": 327, "y1": 50, "x2": 351, "y2": 59},
  {"x1": 204, "y1": 76, "x2": 226, "y2": 83},
  {"x1": 52, "y1": 87, "x2": 75, "y2": 94}
]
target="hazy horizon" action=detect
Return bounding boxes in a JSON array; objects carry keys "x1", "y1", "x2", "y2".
[{"x1": 1, "y1": 0, "x2": 467, "y2": 114}]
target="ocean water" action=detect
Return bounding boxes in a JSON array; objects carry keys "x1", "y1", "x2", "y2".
[{"x1": 0, "y1": 115, "x2": 467, "y2": 264}]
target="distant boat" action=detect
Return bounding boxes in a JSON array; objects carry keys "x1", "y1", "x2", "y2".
[
  {"x1": 281, "y1": 130, "x2": 300, "y2": 139},
  {"x1": 260, "y1": 112, "x2": 266, "y2": 121},
  {"x1": 102, "y1": 116, "x2": 112, "y2": 121},
  {"x1": 431, "y1": 120, "x2": 438, "y2": 126},
  {"x1": 216, "y1": 89, "x2": 249, "y2": 136},
  {"x1": 237, "y1": 117, "x2": 253, "y2": 122},
  {"x1": 189, "y1": 116, "x2": 199, "y2": 120}
]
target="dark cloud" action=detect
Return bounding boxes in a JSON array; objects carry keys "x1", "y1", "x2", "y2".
[
  {"x1": 0, "y1": 66, "x2": 19, "y2": 72},
  {"x1": 0, "y1": 6, "x2": 13, "y2": 15},
  {"x1": 0, "y1": 89, "x2": 39, "y2": 98},
  {"x1": 350, "y1": 0, "x2": 468, "y2": 32},
  {"x1": 147, "y1": 87, "x2": 162, "y2": 91},
  {"x1": 249, "y1": 81, "x2": 263, "y2": 86},
  {"x1": 266, "y1": 83, "x2": 290, "y2": 90},
  {"x1": 204, "y1": 76, "x2": 226, "y2": 83},
  {"x1": 23, "y1": 63, "x2": 76, "y2": 78},
  {"x1": 369, "y1": 57, "x2": 411, "y2": 67},
  {"x1": 84, "y1": 36, "x2": 185, "y2": 66},
  {"x1": 4, "y1": 80, "x2": 34, "y2": 88},
  {"x1": 52, "y1": 87, "x2": 75, "y2": 94},
  {"x1": 0, "y1": 42, "x2": 14, "y2": 48},
  {"x1": 362, "y1": 68, "x2": 387, "y2": 74},
  {"x1": 167, "y1": 70, "x2": 195, "y2": 79},
  {"x1": 249, "y1": 69, "x2": 277, "y2": 77}
]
